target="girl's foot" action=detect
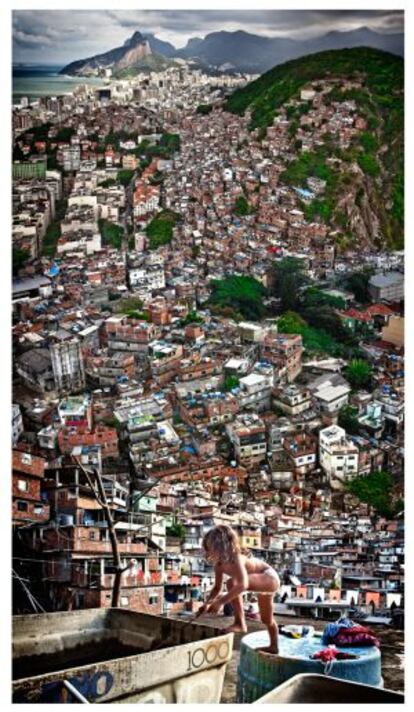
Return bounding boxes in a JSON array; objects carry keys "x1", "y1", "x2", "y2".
[
  {"x1": 223, "y1": 623, "x2": 248, "y2": 634},
  {"x1": 257, "y1": 646, "x2": 279, "y2": 655}
]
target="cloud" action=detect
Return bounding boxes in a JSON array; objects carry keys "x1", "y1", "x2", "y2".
[
  {"x1": 13, "y1": 30, "x2": 54, "y2": 48},
  {"x1": 12, "y1": 9, "x2": 404, "y2": 63}
]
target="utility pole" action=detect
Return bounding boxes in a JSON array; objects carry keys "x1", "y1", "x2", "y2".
[
  {"x1": 74, "y1": 458, "x2": 130, "y2": 608},
  {"x1": 74, "y1": 460, "x2": 166, "y2": 607}
]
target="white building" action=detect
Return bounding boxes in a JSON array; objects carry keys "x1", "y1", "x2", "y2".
[
  {"x1": 60, "y1": 146, "x2": 81, "y2": 172},
  {"x1": 238, "y1": 373, "x2": 272, "y2": 412},
  {"x1": 238, "y1": 322, "x2": 266, "y2": 343},
  {"x1": 319, "y1": 425, "x2": 359, "y2": 487},
  {"x1": 300, "y1": 89, "x2": 316, "y2": 101},
  {"x1": 57, "y1": 230, "x2": 101, "y2": 256},
  {"x1": 129, "y1": 265, "x2": 165, "y2": 293}
]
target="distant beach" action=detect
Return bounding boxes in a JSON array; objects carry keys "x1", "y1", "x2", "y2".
[{"x1": 13, "y1": 64, "x2": 105, "y2": 102}]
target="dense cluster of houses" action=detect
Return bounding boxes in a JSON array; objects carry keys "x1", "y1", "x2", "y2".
[{"x1": 12, "y1": 67, "x2": 404, "y2": 620}]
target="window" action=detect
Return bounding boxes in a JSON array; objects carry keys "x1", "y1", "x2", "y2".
[
  {"x1": 89, "y1": 531, "x2": 96, "y2": 540},
  {"x1": 34, "y1": 505, "x2": 43, "y2": 515},
  {"x1": 17, "y1": 501, "x2": 28, "y2": 512},
  {"x1": 121, "y1": 596, "x2": 129, "y2": 607},
  {"x1": 18, "y1": 479, "x2": 28, "y2": 492},
  {"x1": 22, "y1": 453, "x2": 32, "y2": 465},
  {"x1": 149, "y1": 595, "x2": 159, "y2": 605}
]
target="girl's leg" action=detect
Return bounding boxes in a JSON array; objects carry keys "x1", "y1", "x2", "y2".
[
  {"x1": 257, "y1": 594, "x2": 279, "y2": 654},
  {"x1": 223, "y1": 578, "x2": 247, "y2": 633},
  {"x1": 246, "y1": 573, "x2": 279, "y2": 654}
]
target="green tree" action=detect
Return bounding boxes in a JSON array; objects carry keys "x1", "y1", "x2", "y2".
[
  {"x1": 209, "y1": 275, "x2": 267, "y2": 321},
  {"x1": 223, "y1": 375, "x2": 240, "y2": 391},
  {"x1": 358, "y1": 153, "x2": 381, "y2": 178},
  {"x1": 302, "y1": 287, "x2": 345, "y2": 310},
  {"x1": 166, "y1": 521, "x2": 186, "y2": 540},
  {"x1": 146, "y1": 210, "x2": 180, "y2": 250},
  {"x1": 346, "y1": 470, "x2": 396, "y2": 519},
  {"x1": 117, "y1": 296, "x2": 144, "y2": 313},
  {"x1": 13, "y1": 248, "x2": 30, "y2": 275},
  {"x1": 117, "y1": 169, "x2": 135, "y2": 186},
  {"x1": 182, "y1": 310, "x2": 203, "y2": 325},
  {"x1": 99, "y1": 178, "x2": 117, "y2": 188},
  {"x1": 234, "y1": 195, "x2": 255, "y2": 217},
  {"x1": 273, "y1": 257, "x2": 308, "y2": 312},
  {"x1": 98, "y1": 219, "x2": 124, "y2": 249},
  {"x1": 345, "y1": 359, "x2": 372, "y2": 390},
  {"x1": 301, "y1": 304, "x2": 353, "y2": 345},
  {"x1": 277, "y1": 311, "x2": 347, "y2": 356},
  {"x1": 338, "y1": 404, "x2": 360, "y2": 435},
  {"x1": 196, "y1": 104, "x2": 213, "y2": 115},
  {"x1": 344, "y1": 269, "x2": 374, "y2": 303}
]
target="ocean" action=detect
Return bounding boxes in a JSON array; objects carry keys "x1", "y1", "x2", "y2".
[{"x1": 12, "y1": 64, "x2": 105, "y2": 103}]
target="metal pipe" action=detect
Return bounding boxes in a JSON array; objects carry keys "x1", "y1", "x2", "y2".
[{"x1": 63, "y1": 680, "x2": 90, "y2": 703}]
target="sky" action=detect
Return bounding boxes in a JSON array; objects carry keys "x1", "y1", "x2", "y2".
[{"x1": 12, "y1": 9, "x2": 404, "y2": 65}]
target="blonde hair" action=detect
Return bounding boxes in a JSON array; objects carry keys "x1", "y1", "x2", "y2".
[{"x1": 202, "y1": 525, "x2": 241, "y2": 563}]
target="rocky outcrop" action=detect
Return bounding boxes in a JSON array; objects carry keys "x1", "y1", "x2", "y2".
[
  {"x1": 114, "y1": 41, "x2": 151, "y2": 71},
  {"x1": 60, "y1": 31, "x2": 151, "y2": 76}
]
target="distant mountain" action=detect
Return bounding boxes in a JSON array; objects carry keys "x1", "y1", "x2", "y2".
[
  {"x1": 176, "y1": 30, "x2": 298, "y2": 72},
  {"x1": 225, "y1": 47, "x2": 404, "y2": 250},
  {"x1": 61, "y1": 26, "x2": 404, "y2": 77},
  {"x1": 175, "y1": 27, "x2": 403, "y2": 73},
  {"x1": 113, "y1": 53, "x2": 175, "y2": 78},
  {"x1": 60, "y1": 31, "x2": 152, "y2": 76},
  {"x1": 143, "y1": 33, "x2": 176, "y2": 58}
]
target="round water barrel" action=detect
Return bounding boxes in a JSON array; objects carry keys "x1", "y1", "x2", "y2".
[{"x1": 237, "y1": 631, "x2": 382, "y2": 703}]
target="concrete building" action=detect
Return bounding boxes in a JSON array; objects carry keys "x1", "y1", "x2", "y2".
[
  {"x1": 273, "y1": 384, "x2": 312, "y2": 417},
  {"x1": 15, "y1": 348, "x2": 55, "y2": 394},
  {"x1": 283, "y1": 433, "x2": 318, "y2": 478},
  {"x1": 238, "y1": 322, "x2": 265, "y2": 343},
  {"x1": 226, "y1": 414, "x2": 267, "y2": 466},
  {"x1": 50, "y1": 338, "x2": 86, "y2": 394},
  {"x1": 261, "y1": 332, "x2": 303, "y2": 382},
  {"x1": 12, "y1": 404, "x2": 24, "y2": 445},
  {"x1": 12, "y1": 449, "x2": 50, "y2": 527},
  {"x1": 58, "y1": 395, "x2": 92, "y2": 429},
  {"x1": 319, "y1": 425, "x2": 359, "y2": 487},
  {"x1": 369, "y1": 272, "x2": 404, "y2": 303},
  {"x1": 238, "y1": 372, "x2": 272, "y2": 412},
  {"x1": 105, "y1": 317, "x2": 157, "y2": 354}
]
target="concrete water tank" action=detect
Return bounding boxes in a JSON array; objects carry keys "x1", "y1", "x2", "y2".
[
  {"x1": 13, "y1": 608, "x2": 233, "y2": 704},
  {"x1": 237, "y1": 631, "x2": 382, "y2": 703}
]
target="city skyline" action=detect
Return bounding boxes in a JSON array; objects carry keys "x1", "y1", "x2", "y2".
[{"x1": 13, "y1": 9, "x2": 404, "y2": 64}]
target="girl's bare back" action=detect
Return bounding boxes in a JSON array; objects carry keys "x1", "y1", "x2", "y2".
[{"x1": 219, "y1": 553, "x2": 270, "y2": 578}]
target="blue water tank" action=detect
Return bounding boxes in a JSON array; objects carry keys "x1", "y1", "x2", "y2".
[{"x1": 237, "y1": 631, "x2": 382, "y2": 703}]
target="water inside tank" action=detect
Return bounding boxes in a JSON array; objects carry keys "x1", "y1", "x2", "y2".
[
  {"x1": 13, "y1": 639, "x2": 145, "y2": 680},
  {"x1": 254, "y1": 631, "x2": 378, "y2": 660}
]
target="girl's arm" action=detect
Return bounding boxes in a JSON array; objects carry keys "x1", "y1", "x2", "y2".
[
  {"x1": 196, "y1": 564, "x2": 223, "y2": 615},
  {"x1": 208, "y1": 555, "x2": 248, "y2": 612},
  {"x1": 206, "y1": 564, "x2": 223, "y2": 601}
]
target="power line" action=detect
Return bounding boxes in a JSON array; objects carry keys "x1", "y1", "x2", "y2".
[{"x1": 12, "y1": 568, "x2": 45, "y2": 613}]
